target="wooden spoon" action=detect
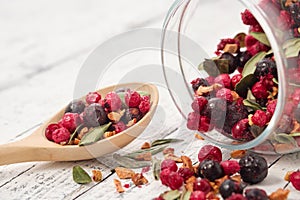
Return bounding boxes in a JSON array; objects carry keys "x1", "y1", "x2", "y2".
[{"x1": 0, "y1": 82, "x2": 159, "y2": 166}]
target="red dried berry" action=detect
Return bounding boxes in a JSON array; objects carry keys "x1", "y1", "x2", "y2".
[
  {"x1": 139, "y1": 96, "x2": 150, "y2": 114},
  {"x1": 85, "y1": 92, "x2": 101, "y2": 105},
  {"x1": 231, "y1": 74, "x2": 243, "y2": 89},
  {"x1": 161, "y1": 159, "x2": 178, "y2": 172},
  {"x1": 104, "y1": 92, "x2": 122, "y2": 111},
  {"x1": 290, "y1": 171, "x2": 300, "y2": 191},
  {"x1": 178, "y1": 168, "x2": 194, "y2": 182},
  {"x1": 245, "y1": 35, "x2": 270, "y2": 56},
  {"x1": 277, "y1": 10, "x2": 294, "y2": 30},
  {"x1": 214, "y1": 74, "x2": 231, "y2": 89},
  {"x1": 167, "y1": 171, "x2": 184, "y2": 190},
  {"x1": 52, "y1": 127, "x2": 70, "y2": 144},
  {"x1": 59, "y1": 113, "x2": 81, "y2": 132},
  {"x1": 251, "y1": 80, "x2": 269, "y2": 99},
  {"x1": 241, "y1": 9, "x2": 259, "y2": 26},
  {"x1": 160, "y1": 168, "x2": 171, "y2": 186},
  {"x1": 187, "y1": 112, "x2": 200, "y2": 130},
  {"x1": 125, "y1": 90, "x2": 141, "y2": 108},
  {"x1": 216, "y1": 38, "x2": 239, "y2": 52},
  {"x1": 45, "y1": 123, "x2": 61, "y2": 141},
  {"x1": 190, "y1": 191, "x2": 206, "y2": 200},
  {"x1": 198, "y1": 116, "x2": 211, "y2": 132},
  {"x1": 216, "y1": 88, "x2": 233, "y2": 102},
  {"x1": 191, "y1": 96, "x2": 208, "y2": 113},
  {"x1": 220, "y1": 160, "x2": 240, "y2": 175},
  {"x1": 231, "y1": 119, "x2": 250, "y2": 140},
  {"x1": 193, "y1": 178, "x2": 211, "y2": 194},
  {"x1": 249, "y1": 24, "x2": 264, "y2": 32},
  {"x1": 112, "y1": 121, "x2": 126, "y2": 133},
  {"x1": 267, "y1": 99, "x2": 277, "y2": 115},
  {"x1": 198, "y1": 144, "x2": 222, "y2": 163},
  {"x1": 251, "y1": 110, "x2": 268, "y2": 127},
  {"x1": 226, "y1": 193, "x2": 247, "y2": 200},
  {"x1": 191, "y1": 78, "x2": 209, "y2": 92}
]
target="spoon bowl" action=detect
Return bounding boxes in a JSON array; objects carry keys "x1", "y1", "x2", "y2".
[{"x1": 0, "y1": 82, "x2": 159, "y2": 166}]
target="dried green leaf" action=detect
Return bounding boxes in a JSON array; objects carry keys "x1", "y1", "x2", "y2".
[
  {"x1": 274, "y1": 133, "x2": 298, "y2": 146},
  {"x1": 72, "y1": 166, "x2": 92, "y2": 184},
  {"x1": 152, "y1": 158, "x2": 161, "y2": 180},
  {"x1": 68, "y1": 124, "x2": 83, "y2": 144},
  {"x1": 246, "y1": 90, "x2": 256, "y2": 101},
  {"x1": 201, "y1": 58, "x2": 229, "y2": 77},
  {"x1": 162, "y1": 190, "x2": 181, "y2": 200},
  {"x1": 151, "y1": 138, "x2": 183, "y2": 147},
  {"x1": 290, "y1": 132, "x2": 300, "y2": 137},
  {"x1": 79, "y1": 122, "x2": 112, "y2": 146},
  {"x1": 180, "y1": 189, "x2": 191, "y2": 200},
  {"x1": 272, "y1": 78, "x2": 278, "y2": 85},
  {"x1": 234, "y1": 32, "x2": 247, "y2": 48},
  {"x1": 250, "y1": 32, "x2": 271, "y2": 46},
  {"x1": 243, "y1": 99, "x2": 263, "y2": 111},
  {"x1": 124, "y1": 145, "x2": 167, "y2": 160},
  {"x1": 283, "y1": 38, "x2": 300, "y2": 49},
  {"x1": 285, "y1": 40, "x2": 300, "y2": 58},
  {"x1": 242, "y1": 51, "x2": 267, "y2": 77},
  {"x1": 250, "y1": 125, "x2": 265, "y2": 137},
  {"x1": 112, "y1": 153, "x2": 151, "y2": 169},
  {"x1": 235, "y1": 74, "x2": 258, "y2": 98}
]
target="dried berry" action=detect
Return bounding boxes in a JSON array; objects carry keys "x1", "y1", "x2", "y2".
[
  {"x1": 251, "y1": 110, "x2": 268, "y2": 127},
  {"x1": 290, "y1": 171, "x2": 300, "y2": 191},
  {"x1": 65, "y1": 99, "x2": 86, "y2": 114},
  {"x1": 60, "y1": 112, "x2": 81, "y2": 132},
  {"x1": 160, "y1": 168, "x2": 172, "y2": 186},
  {"x1": 214, "y1": 74, "x2": 231, "y2": 89},
  {"x1": 226, "y1": 102, "x2": 248, "y2": 128},
  {"x1": 167, "y1": 171, "x2": 184, "y2": 190},
  {"x1": 198, "y1": 159, "x2": 224, "y2": 181},
  {"x1": 226, "y1": 193, "x2": 247, "y2": 200},
  {"x1": 239, "y1": 154, "x2": 268, "y2": 184},
  {"x1": 231, "y1": 74, "x2": 243, "y2": 89},
  {"x1": 251, "y1": 80, "x2": 269, "y2": 99},
  {"x1": 198, "y1": 144, "x2": 222, "y2": 163},
  {"x1": 220, "y1": 52, "x2": 238, "y2": 73},
  {"x1": 111, "y1": 121, "x2": 126, "y2": 133},
  {"x1": 220, "y1": 160, "x2": 240, "y2": 175},
  {"x1": 189, "y1": 191, "x2": 206, "y2": 200},
  {"x1": 83, "y1": 103, "x2": 108, "y2": 127},
  {"x1": 191, "y1": 78, "x2": 209, "y2": 92},
  {"x1": 139, "y1": 96, "x2": 150, "y2": 114},
  {"x1": 103, "y1": 91, "x2": 122, "y2": 111},
  {"x1": 203, "y1": 97, "x2": 227, "y2": 127},
  {"x1": 178, "y1": 168, "x2": 194, "y2": 182},
  {"x1": 232, "y1": 119, "x2": 252, "y2": 140},
  {"x1": 52, "y1": 127, "x2": 71, "y2": 144},
  {"x1": 161, "y1": 159, "x2": 178, "y2": 172},
  {"x1": 191, "y1": 96, "x2": 208, "y2": 113},
  {"x1": 193, "y1": 178, "x2": 211, "y2": 194},
  {"x1": 245, "y1": 188, "x2": 268, "y2": 200},
  {"x1": 219, "y1": 179, "x2": 243, "y2": 199},
  {"x1": 236, "y1": 51, "x2": 252, "y2": 72},
  {"x1": 187, "y1": 112, "x2": 200, "y2": 130},
  {"x1": 85, "y1": 92, "x2": 101, "y2": 105},
  {"x1": 254, "y1": 58, "x2": 277, "y2": 79},
  {"x1": 216, "y1": 88, "x2": 233, "y2": 102},
  {"x1": 267, "y1": 99, "x2": 277, "y2": 115},
  {"x1": 241, "y1": 9, "x2": 259, "y2": 25},
  {"x1": 125, "y1": 89, "x2": 141, "y2": 108}
]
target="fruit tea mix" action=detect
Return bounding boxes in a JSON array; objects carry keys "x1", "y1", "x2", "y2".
[
  {"x1": 186, "y1": 0, "x2": 300, "y2": 148},
  {"x1": 45, "y1": 88, "x2": 151, "y2": 146}
]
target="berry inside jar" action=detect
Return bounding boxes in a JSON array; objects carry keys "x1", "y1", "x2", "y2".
[
  {"x1": 45, "y1": 88, "x2": 152, "y2": 146},
  {"x1": 185, "y1": 1, "x2": 300, "y2": 152}
]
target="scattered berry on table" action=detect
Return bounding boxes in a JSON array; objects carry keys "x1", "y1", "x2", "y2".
[
  {"x1": 220, "y1": 160, "x2": 241, "y2": 175},
  {"x1": 167, "y1": 171, "x2": 184, "y2": 190},
  {"x1": 198, "y1": 159, "x2": 224, "y2": 181},
  {"x1": 160, "y1": 168, "x2": 172, "y2": 186},
  {"x1": 219, "y1": 179, "x2": 243, "y2": 199},
  {"x1": 161, "y1": 159, "x2": 178, "y2": 172},
  {"x1": 290, "y1": 171, "x2": 300, "y2": 191},
  {"x1": 193, "y1": 178, "x2": 211, "y2": 194},
  {"x1": 85, "y1": 92, "x2": 101, "y2": 105},
  {"x1": 245, "y1": 188, "x2": 268, "y2": 200},
  {"x1": 239, "y1": 154, "x2": 268, "y2": 184},
  {"x1": 189, "y1": 190, "x2": 206, "y2": 200},
  {"x1": 226, "y1": 193, "x2": 247, "y2": 200},
  {"x1": 198, "y1": 144, "x2": 222, "y2": 163},
  {"x1": 178, "y1": 168, "x2": 194, "y2": 182}
]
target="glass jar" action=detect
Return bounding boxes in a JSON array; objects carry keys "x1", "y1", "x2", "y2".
[{"x1": 161, "y1": 0, "x2": 300, "y2": 154}]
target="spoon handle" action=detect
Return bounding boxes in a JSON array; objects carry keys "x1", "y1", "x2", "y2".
[{"x1": 0, "y1": 140, "x2": 40, "y2": 166}]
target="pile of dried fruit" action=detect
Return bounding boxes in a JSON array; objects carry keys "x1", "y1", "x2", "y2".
[
  {"x1": 45, "y1": 88, "x2": 151, "y2": 145},
  {"x1": 187, "y1": 1, "x2": 300, "y2": 148},
  {"x1": 154, "y1": 145, "x2": 290, "y2": 200}
]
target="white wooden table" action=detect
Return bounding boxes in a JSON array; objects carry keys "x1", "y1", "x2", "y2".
[{"x1": 1, "y1": 1, "x2": 300, "y2": 199}]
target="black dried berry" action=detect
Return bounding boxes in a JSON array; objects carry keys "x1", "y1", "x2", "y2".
[
  {"x1": 82, "y1": 103, "x2": 108, "y2": 127},
  {"x1": 236, "y1": 50, "x2": 252, "y2": 69},
  {"x1": 220, "y1": 52, "x2": 238, "y2": 73},
  {"x1": 254, "y1": 58, "x2": 277, "y2": 79},
  {"x1": 225, "y1": 102, "x2": 248, "y2": 128},
  {"x1": 65, "y1": 99, "x2": 86, "y2": 114},
  {"x1": 219, "y1": 179, "x2": 243, "y2": 199},
  {"x1": 239, "y1": 154, "x2": 268, "y2": 184},
  {"x1": 191, "y1": 78, "x2": 209, "y2": 92},
  {"x1": 203, "y1": 98, "x2": 227, "y2": 128},
  {"x1": 198, "y1": 159, "x2": 224, "y2": 181},
  {"x1": 245, "y1": 188, "x2": 268, "y2": 200}
]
